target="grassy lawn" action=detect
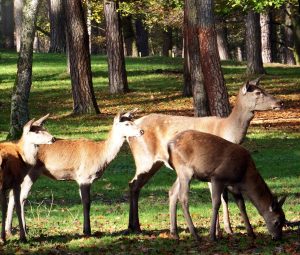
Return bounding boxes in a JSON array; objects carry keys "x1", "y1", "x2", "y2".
[{"x1": 0, "y1": 51, "x2": 299, "y2": 254}]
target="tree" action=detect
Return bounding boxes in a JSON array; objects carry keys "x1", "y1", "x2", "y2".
[
  {"x1": 198, "y1": 0, "x2": 230, "y2": 117},
  {"x1": 49, "y1": 0, "x2": 66, "y2": 53},
  {"x1": 135, "y1": 18, "x2": 149, "y2": 56},
  {"x1": 9, "y1": 0, "x2": 40, "y2": 139},
  {"x1": 104, "y1": 0, "x2": 129, "y2": 94},
  {"x1": 183, "y1": 0, "x2": 209, "y2": 117},
  {"x1": 162, "y1": 27, "x2": 172, "y2": 57},
  {"x1": 64, "y1": 0, "x2": 100, "y2": 114},
  {"x1": 122, "y1": 15, "x2": 138, "y2": 57},
  {"x1": 245, "y1": 11, "x2": 265, "y2": 74},
  {"x1": 1, "y1": 0, "x2": 14, "y2": 49},
  {"x1": 14, "y1": 0, "x2": 24, "y2": 52},
  {"x1": 260, "y1": 11, "x2": 272, "y2": 63},
  {"x1": 216, "y1": 17, "x2": 230, "y2": 60}
]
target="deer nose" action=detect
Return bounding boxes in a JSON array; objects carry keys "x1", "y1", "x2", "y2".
[
  {"x1": 140, "y1": 130, "x2": 144, "y2": 135},
  {"x1": 51, "y1": 137, "x2": 56, "y2": 143}
]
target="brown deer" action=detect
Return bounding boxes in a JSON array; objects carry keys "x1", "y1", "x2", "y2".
[
  {"x1": 0, "y1": 115, "x2": 55, "y2": 242},
  {"x1": 167, "y1": 130, "x2": 286, "y2": 241},
  {"x1": 5, "y1": 111, "x2": 144, "y2": 237},
  {"x1": 125, "y1": 79, "x2": 282, "y2": 234}
]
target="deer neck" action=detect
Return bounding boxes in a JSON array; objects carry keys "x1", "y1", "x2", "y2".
[
  {"x1": 18, "y1": 138, "x2": 39, "y2": 166},
  {"x1": 246, "y1": 169, "x2": 274, "y2": 218},
  {"x1": 102, "y1": 127, "x2": 125, "y2": 166},
  {"x1": 225, "y1": 100, "x2": 255, "y2": 144}
]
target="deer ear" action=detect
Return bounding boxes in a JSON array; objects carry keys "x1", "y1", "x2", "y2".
[
  {"x1": 278, "y1": 196, "x2": 287, "y2": 208},
  {"x1": 249, "y1": 75, "x2": 264, "y2": 86},
  {"x1": 23, "y1": 118, "x2": 35, "y2": 134},
  {"x1": 121, "y1": 108, "x2": 138, "y2": 121},
  {"x1": 114, "y1": 112, "x2": 122, "y2": 124},
  {"x1": 33, "y1": 113, "x2": 50, "y2": 126},
  {"x1": 242, "y1": 81, "x2": 250, "y2": 95}
]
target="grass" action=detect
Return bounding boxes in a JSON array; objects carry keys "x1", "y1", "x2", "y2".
[{"x1": 0, "y1": 50, "x2": 300, "y2": 254}]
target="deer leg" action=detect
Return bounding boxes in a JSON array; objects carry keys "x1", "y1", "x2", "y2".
[
  {"x1": 169, "y1": 178, "x2": 180, "y2": 239},
  {"x1": 221, "y1": 188, "x2": 233, "y2": 234},
  {"x1": 1, "y1": 191, "x2": 7, "y2": 243},
  {"x1": 79, "y1": 184, "x2": 91, "y2": 236},
  {"x1": 13, "y1": 186, "x2": 26, "y2": 242},
  {"x1": 210, "y1": 180, "x2": 225, "y2": 241},
  {"x1": 6, "y1": 172, "x2": 37, "y2": 235},
  {"x1": 178, "y1": 175, "x2": 200, "y2": 242},
  {"x1": 231, "y1": 192, "x2": 255, "y2": 238},
  {"x1": 208, "y1": 182, "x2": 221, "y2": 237},
  {"x1": 128, "y1": 162, "x2": 163, "y2": 232}
]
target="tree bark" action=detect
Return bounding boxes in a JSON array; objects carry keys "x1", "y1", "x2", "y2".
[
  {"x1": 183, "y1": 0, "x2": 209, "y2": 117},
  {"x1": 216, "y1": 17, "x2": 230, "y2": 60},
  {"x1": 162, "y1": 27, "x2": 172, "y2": 57},
  {"x1": 260, "y1": 11, "x2": 272, "y2": 63},
  {"x1": 245, "y1": 11, "x2": 265, "y2": 74},
  {"x1": 49, "y1": 0, "x2": 66, "y2": 53},
  {"x1": 9, "y1": 0, "x2": 40, "y2": 139},
  {"x1": 135, "y1": 18, "x2": 149, "y2": 57},
  {"x1": 1, "y1": 0, "x2": 14, "y2": 49},
  {"x1": 104, "y1": 0, "x2": 129, "y2": 94},
  {"x1": 198, "y1": 0, "x2": 230, "y2": 117},
  {"x1": 64, "y1": 0, "x2": 100, "y2": 114},
  {"x1": 14, "y1": 0, "x2": 24, "y2": 52},
  {"x1": 291, "y1": 0, "x2": 300, "y2": 64}
]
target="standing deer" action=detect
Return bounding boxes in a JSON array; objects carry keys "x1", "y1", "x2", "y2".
[
  {"x1": 125, "y1": 79, "x2": 283, "y2": 234},
  {"x1": 5, "y1": 111, "x2": 144, "y2": 237},
  {"x1": 167, "y1": 130, "x2": 286, "y2": 241},
  {"x1": 0, "y1": 115, "x2": 55, "y2": 242}
]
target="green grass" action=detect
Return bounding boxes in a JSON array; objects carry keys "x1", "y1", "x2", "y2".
[{"x1": 0, "y1": 50, "x2": 300, "y2": 254}]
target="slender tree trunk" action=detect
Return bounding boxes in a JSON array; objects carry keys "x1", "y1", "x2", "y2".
[
  {"x1": 270, "y1": 11, "x2": 278, "y2": 63},
  {"x1": 135, "y1": 18, "x2": 149, "y2": 57},
  {"x1": 291, "y1": 0, "x2": 300, "y2": 64},
  {"x1": 1, "y1": 0, "x2": 14, "y2": 49},
  {"x1": 216, "y1": 17, "x2": 230, "y2": 60},
  {"x1": 122, "y1": 15, "x2": 138, "y2": 57},
  {"x1": 9, "y1": 0, "x2": 40, "y2": 139},
  {"x1": 104, "y1": 0, "x2": 128, "y2": 93},
  {"x1": 183, "y1": 0, "x2": 208, "y2": 117},
  {"x1": 198, "y1": 0, "x2": 230, "y2": 117},
  {"x1": 64, "y1": 0, "x2": 100, "y2": 114},
  {"x1": 162, "y1": 27, "x2": 172, "y2": 57},
  {"x1": 282, "y1": 4, "x2": 296, "y2": 65},
  {"x1": 245, "y1": 11, "x2": 265, "y2": 74},
  {"x1": 49, "y1": 0, "x2": 66, "y2": 53},
  {"x1": 260, "y1": 11, "x2": 272, "y2": 63},
  {"x1": 14, "y1": 0, "x2": 24, "y2": 52}
]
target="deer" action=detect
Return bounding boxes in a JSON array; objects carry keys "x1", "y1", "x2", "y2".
[
  {"x1": 5, "y1": 111, "x2": 144, "y2": 237},
  {"x1": 124, "y1": 78, "x2": 283, "y2": 235},
  {"x1": 0, "y1": 114, "x2": 55, "y2": 242},
  {"x1": 167, "y1": 130, "x2": 286, "y2": 241}
]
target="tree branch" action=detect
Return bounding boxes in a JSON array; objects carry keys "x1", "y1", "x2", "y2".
[{"x1": 36, "y1": 26, "x2": 50, "y2": 37}]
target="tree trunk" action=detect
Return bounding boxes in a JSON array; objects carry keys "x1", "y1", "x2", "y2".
[
  {"x1": 9, "y1": 0, "x2": 40, "y2": 139},
  {"x1": 122, "y1": 15, "x2": 138, "y2": 57},
  {"x1": 245, "y1": 11, "x2": 265, "y2": 74},
  {"x1": 183, "y1": 0, "x2": 209, "y2": 117},
  {"x1": 162, "y1": 27, "x2": 172, "y2": 57},
  {"x1": 104, "y1": 0, "x2": 128, "y2": 94},
  {"x1": 270, "y1": 11, "x2": 278, "y2": 63},
  {"x1": 216, "y1": 17, "x2": 230, "y2": 60},
  {"x1": 260, "y1": 11, "x2": 272, "y2": 63},
  {"x1": 282, "y1": 4, "x2": 296, "y2": 65},
  {"x1": 64, "y1": 0, "x2": 100, "y2": 114},
  {"x1": 1, "y1": 0, "x2": 14, "y2": 49},
  {"x1": 291, "y1": 0, "x2": 300, "y2": 64},
  {"x1": 49, "y1": 0, "x2": 66, "y2": 53},
  {"x1": 198, "y1": 0, "x2": 230, "y2": 117},
  {"x1": 135, "y1": 18, "x2": 149, "y2": 57},
  {"x1": 14, "y1": 0, "x2": 24, "y2": 52}
]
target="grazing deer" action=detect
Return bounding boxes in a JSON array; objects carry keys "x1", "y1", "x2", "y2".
[
  {"x1": 125, "y1": 79, "x2": 283, "y2": 234},
  {"x1": 0, "y1": 115, "x2": 55, "y2": 242},
  {"x1": 167, "y1": 130, "x2": 286, "y2": 241},
  {"x1": 5, "y1": 111, "x2": 144, "y2": 237}
]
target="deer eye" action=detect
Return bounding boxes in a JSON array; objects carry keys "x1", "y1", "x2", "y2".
[
  {"x1": 125, "y1": 123, "x2": 129, "y2": 126},
  {"x1": 255, "y1": 91, "x2": 261, "y2": 96}
]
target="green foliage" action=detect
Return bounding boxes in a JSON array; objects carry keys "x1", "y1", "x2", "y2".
[{"x1": 227, "y1": 0, "x2": 292, "y2": 12}]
